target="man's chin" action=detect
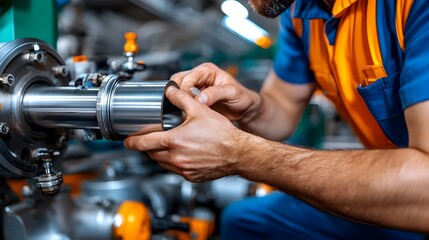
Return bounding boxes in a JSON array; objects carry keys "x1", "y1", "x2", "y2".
[{"x1": 249, "y1": 0, "x2": 294, "y2": 18}]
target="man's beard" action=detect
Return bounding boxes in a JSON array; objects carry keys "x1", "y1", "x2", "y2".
[{"x1": 248, "y1": 0, "x2": 295, "y2": 18}]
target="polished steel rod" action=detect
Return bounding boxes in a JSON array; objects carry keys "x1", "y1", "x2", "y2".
[
  {"x1": 22, "y1": 86, "x2": 99, "y2": 129},
  {"x1": 22, "y1": 78, "x2": 183, "y2": 140}
]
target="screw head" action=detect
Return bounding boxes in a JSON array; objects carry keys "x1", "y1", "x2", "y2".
[
  {"x1": 0, "y1": 123, "x2": 9, "y2": 135},
  {"x1": 0, "y1": 74, "x2": 14, "y2": 87},
  {"x1": 28, "y1": 52, "x2": 44, "y2": 63},
  {"x1": 53, "y1": 65, "x2": 69, "y2": 77},
  {"x1": 7, "y1": 75, "x2": 14, "y2": 85}
]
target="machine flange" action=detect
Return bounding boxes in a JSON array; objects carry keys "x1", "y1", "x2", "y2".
[{"x1": 0, "y1": 39, "x2": 70, "y2": 178}]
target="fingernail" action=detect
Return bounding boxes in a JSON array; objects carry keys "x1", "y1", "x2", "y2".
[
  {"x1": 197, "y1": 92, "x2": 208, "y2": 104},
  {"x1": 190, "y1": 87, "x2": 200, "y2": 96}
]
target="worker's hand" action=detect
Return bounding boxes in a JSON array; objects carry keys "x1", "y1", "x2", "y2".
[
  {"x1": 124, "y1": 85, "x2": 249, "y2": 182},
  {"x1": 171, "y1": 63, "x2": 261, "y2": 122}
]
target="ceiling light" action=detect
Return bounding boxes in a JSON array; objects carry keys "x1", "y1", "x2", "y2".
[{"x1": 221, "y1": 0, "x2": 249, "y2": 19}]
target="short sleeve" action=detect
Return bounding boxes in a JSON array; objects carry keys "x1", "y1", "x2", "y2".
[
  {"x1": 273, "y1": 10, "x2": 315, "y2": 84},
  {"x1": 399, "y1": 0, "x2": 429, "y2": 109}
]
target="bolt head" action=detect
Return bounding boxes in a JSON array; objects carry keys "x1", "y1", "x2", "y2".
[
  {"x1": 7, "y1": 75, "x2": 14, "y2": 85},
  {"x1": 0, "y1": 123, "x2": 9, "y2": 134},
  {"x1": 29, "y1": 52, "x2": 44, "y2": 63},
  {"x1": 53, "y1": 65, "x2": 69, "y2": 77},
  {"x1": 0, "y1": 74, "x2": 14, "y2": 87}
]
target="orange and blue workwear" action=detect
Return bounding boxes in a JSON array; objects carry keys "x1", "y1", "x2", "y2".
[
  {"x1": 221, "y1": 0, "x2": 427, "y2": 239},
  {"x1": 274, "y1": 0, "x2": 429, "y2": 149}
]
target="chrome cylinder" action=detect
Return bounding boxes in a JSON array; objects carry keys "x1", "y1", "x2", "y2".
[
  {"x1": 22, "y1": 86, "x2": 99, "y2": 129},
  {"x1": 22, "y1": 75, "x2": 183, "y2": 140},
  {"x1": 97, "y1": 76, "x2": 182, "y2": 140}
]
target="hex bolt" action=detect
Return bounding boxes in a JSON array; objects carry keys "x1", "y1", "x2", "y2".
[
  {"x1": 28, "y1": 52, "x2": 44, "y2": 63},
  {"x1": 0, "y1": 74, "x2": 14, "y2": 87},
  {"x1": 52, "y1": 65, "x2": 69, "y2": 77},
  {"x1": 0, "y1": 122, "x2": 9, "y2": 135}
]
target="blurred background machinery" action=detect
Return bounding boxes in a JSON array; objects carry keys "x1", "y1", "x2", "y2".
[{"x1": 0, "y1": 0, "x2": 361, "y2": 239}]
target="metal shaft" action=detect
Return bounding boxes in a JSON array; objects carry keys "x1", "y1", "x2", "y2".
[
  {"x1": 22, "y1": 77, "x2": 182, "y2": 140},
  {"x1": 98, "y1": 79, "x2": 182, "y2": 140},
  {"x1": 23, "y1": 86, "x2": 99, "y2": 129}
]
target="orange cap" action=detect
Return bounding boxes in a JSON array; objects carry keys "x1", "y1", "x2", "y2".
[
  {"x1": 114, "y1": 201, "x2": 151, "y2": 240},
  {"x1": 124, "y1": 32, "x2": 139, "y2": 54},
  {"x1": 72, "y1": 55, "x2": 88, "y2": 63}
]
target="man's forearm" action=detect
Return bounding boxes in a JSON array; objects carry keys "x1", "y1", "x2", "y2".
[
  {"x1": 236, "y1": 134, "x2": 429, "y2": 233},
  {"x1": 239, "y1": 94, "x2": 300, "y2": 140},
  {"x1": 238, "y1": 71, "x2": 314, "y2": 141}
]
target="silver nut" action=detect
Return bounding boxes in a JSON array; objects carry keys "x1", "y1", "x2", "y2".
[
  {"x1": 28, "y1": 52, "x2": 44, "y2": 63},
  {"x1": 34, "y1": 171, "x2": 63, "y2": 197},
  {"x1": 0, "y1": 74, "x2": 14, "y2": 87},
  {"x1": 52, "y1": 65, "x2": 69, "y2": 77},
  {"x1": 0, "y1": 122, "x2": 9, "y2": 135}
]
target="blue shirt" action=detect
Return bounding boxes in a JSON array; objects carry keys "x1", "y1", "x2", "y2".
[{"x1": 273, "y1": 0, "x2": 429, "y2": 148}]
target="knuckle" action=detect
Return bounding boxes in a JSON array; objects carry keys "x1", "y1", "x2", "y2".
[
  {"x1": 227, "y1": 84, "x2": 240, "y2": 96},
  {"x1": 182, "y1": 172, "x2": 197, "y2": 182},
  {"x1": 125, "y1": 138, "x2": 143, "y2": 150},
  {"x1": 206, "y1": 86, "x2": 219, "y2": 97},
  {"x1": 166, "y1": 133, "x2": 181, "y2": 149},
  {"x1": 170, "y1": 154, "x2": 187, "y2": 169},
  {"x1": 200, "y1": 62, "x2": 216, "y2": 69},
  {"x1": 171, "y1": 73, "x2": 180, "y2": 79},
  {"x1": 198, "y1": 63, "x2": 217, "y2": 75},
  {"x1": 171, "y1": 71, "x2": 187, "y2": 79},
  {"x1": 136, "y1": 140, "x2": 148, "y2": 150},
  {"x1": 168, "y1": 152, "x2": 180, "y2": 165},
  {"x1": 181, "y1": 74, "x2": 198, "y2": 87},
  {"x1": 147, "y1": 151, "x2": 158, "y2": 161}
]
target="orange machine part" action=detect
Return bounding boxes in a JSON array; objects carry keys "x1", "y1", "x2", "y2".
[
  {"x1": 169, "y1": 217, "x2": 215, "y2": 240},
  {"x1": 114, "y1": 201, "x2": 151, "y2": 240},
  {"x1": 72, "y1": 55, "x2": 89, "y2": 63},
  {"x1": 123, "y1": 32, "x2": 139, "y2": 54}
]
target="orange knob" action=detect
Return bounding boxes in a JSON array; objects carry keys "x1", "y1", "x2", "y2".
[
  {"x1": 72, "y1": 55, "x2": 88, "y2": 63},
  {"x1": 124, "y1": 32, "x2": 139, "y2": 54},
  {"x1": 114, "y1": 201, "x2": 151, "y2": 240}
]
